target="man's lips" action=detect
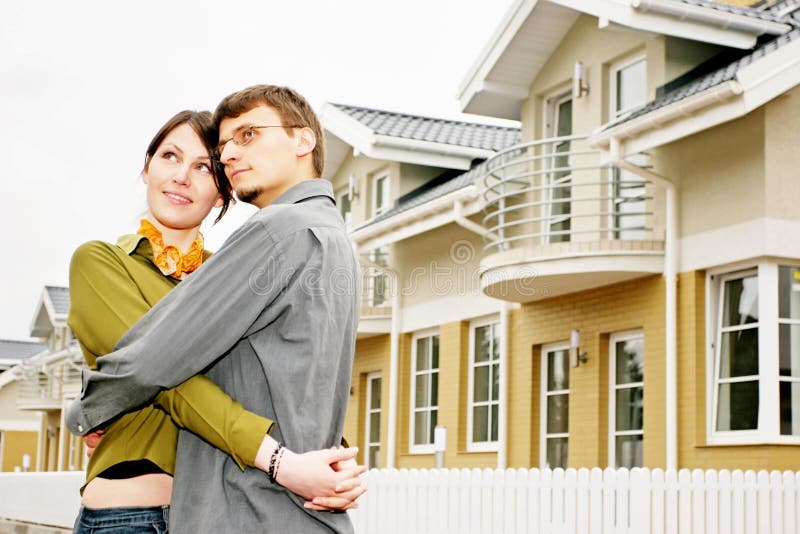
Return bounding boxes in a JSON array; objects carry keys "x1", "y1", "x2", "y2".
[
  {"x1": 163, "y1": 191, "x2": 192, "y2": 205},
  {"x1": 229, "y1": 168, "x2": 248, "y2": 181}
]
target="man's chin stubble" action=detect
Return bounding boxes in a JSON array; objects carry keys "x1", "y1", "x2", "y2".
[{"x1": 235, "y1": 186, "x2": 262, "y2": 205}]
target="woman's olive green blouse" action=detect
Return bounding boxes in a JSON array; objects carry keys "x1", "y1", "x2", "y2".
[{"x1": 68, "y1": 234, "x2": 273, "y2": 486}]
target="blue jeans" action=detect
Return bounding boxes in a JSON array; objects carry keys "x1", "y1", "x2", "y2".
[{"x1": 73, "y1": 505, "x2": 169, "y2": 533}]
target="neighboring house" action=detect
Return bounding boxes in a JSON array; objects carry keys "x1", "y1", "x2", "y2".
[
  {"x1": 0, "y1": 340, "x2": 45, "y2": 472},
  {"x1": 2, "y1": 286, "x2": 84, "y2": 472},
  {"x1": 338, "y1": 0, "x2": 800, "y2": 474}
]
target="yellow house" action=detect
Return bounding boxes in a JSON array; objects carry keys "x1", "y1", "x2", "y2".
[{"x1": 336, "y1": 0, "x2": 800, "y2": 473}]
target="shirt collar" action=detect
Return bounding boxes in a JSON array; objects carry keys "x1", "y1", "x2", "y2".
[
  {"x1": 270, "y1": 179, "x2": 334, "y2": 206},
  {"x1": 116, "y1": 233, "x2": 212, "y2": 262}
]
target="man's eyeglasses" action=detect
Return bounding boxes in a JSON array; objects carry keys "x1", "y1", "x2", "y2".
[{"x1": 215, "y1": 124, "x2": 303, "y2": 159}]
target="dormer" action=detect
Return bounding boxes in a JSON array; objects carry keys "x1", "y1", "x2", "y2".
[{"x1": 28, "y1": 286, "x2": 71, "y2": 352}]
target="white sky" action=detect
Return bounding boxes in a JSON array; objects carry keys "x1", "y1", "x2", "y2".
[{"x1": 0, "y1": 0, "x2": 518, "y2": 341}]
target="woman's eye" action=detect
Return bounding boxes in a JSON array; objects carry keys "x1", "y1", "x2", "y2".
[
  {"x1": 162, "y1": 151, "x2": 179, "y2": 162},
  {"x1": 197, "y1": 163, "x2": 212, "y2": 174}
]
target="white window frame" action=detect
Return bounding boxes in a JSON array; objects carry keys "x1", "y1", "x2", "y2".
[
  {"x1": 409, "y1": 328, "x2": 440, "y2": 454},
  {"x1": 609, "y1": 54, "x2": 648, "y2": 241},
  {"x1": 372, "y1": 171, "x2": 391, "y2": 218},
  {"x1": 364, "y1": 372, "x2": 382, "y2": 469},
  {"x1": 467, "y1": 315, "x2": 501, "y2": 452},
  {"x1": 608, "y1": 330, "x2": 644, "y2": 468},
  {"x1": 543, "y1": 91, "x2": 573, "y2": 245},
  {"x1": 706, "y1": 261, "x2": 800, "y2": 445},
  {"x1": 540, "y1": 341, "x2": 570, "y2": 468},
  {"x1": 609, "y1": 53, "x2": 647, "y2": 120},
  {"x1": 366, "y1": 247, "x2": 389, "y2": 307},
  {"x1": 336, "y1": 188, "x2": 352, "y2": 226}
]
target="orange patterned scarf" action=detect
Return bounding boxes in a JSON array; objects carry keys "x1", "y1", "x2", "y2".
[{"x1": 137, "y1": 219, "x2": 204, "y2": 280}]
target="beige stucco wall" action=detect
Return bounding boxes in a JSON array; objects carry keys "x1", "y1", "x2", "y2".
[
  {"x1": 764, "y1": 86, "x2": 800, "y2": 222},
  {"x1": 398, "y1": 163, "x2": 445, "y2": 198},
  {"x1": 330, "y1": 151, "x2": 400, "y2": 227},
  {"x1": 654, "y1": 109, "x2": 766, "y2": 238},
  {"x1": 0, "y1": 381, "x2": 38, "y2": 423}
]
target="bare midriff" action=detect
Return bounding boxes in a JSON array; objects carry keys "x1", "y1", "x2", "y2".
[{"x1": 82, "y1": 473, "x2": 173, "y2": 508}]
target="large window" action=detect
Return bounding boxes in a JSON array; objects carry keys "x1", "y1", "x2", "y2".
[
  {"x1": 610, "y1": 331, "x2": 644, "y2": 468},
  {"x1": 546, "y1": 93, "x2": 573, "y2": 244},
  {"x1": 468, "y1": 318, "x2": 501, "y2": 451},
  {"x1": 410, "y1": 331, "x2": 439, "y2": 453},
  {"x1": 710, "y1": 263, "x2": 800, "y2": 443},
  {"x1": 610, "y1": 56, "x2": 648, "y2": 240},
  {"x1": 541, "y1": 343, "x2": 569, "y2": 468},
  {"x1": 365, "y1": 372, "x2": 382, "y2": 468},
  {"x1": 366, "y1": 247, "x2": 388, "y2": 307},
  {"x1": 372, "y1": 171, "x2": 390, "y2": 217}
]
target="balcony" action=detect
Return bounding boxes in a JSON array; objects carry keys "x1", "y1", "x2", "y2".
[
  {"x1": 16, "y1": 347, "x2": 83, "y2": 410},
  {"x1": 358, "y1": 257, "x2": 392, "y2": 338},
  {"x1": 480, "y1": 135, "x2": 665, "y2": 302}
]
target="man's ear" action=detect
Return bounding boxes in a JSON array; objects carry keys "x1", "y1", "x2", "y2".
[{"x1": 295, "y1": 128, "x2": 316, "y2": 158}]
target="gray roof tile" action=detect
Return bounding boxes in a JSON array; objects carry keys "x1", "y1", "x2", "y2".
[
  {"x1": 0, "y1": 340, "x2": 46, "y2": 361},
  {"x1": 332, "y1": 104, "x2": 520, "y2": 152},
  {"x1": 45, "y1": 286, "x2": 70, "y2": 316},
  {"x1": 609, "y1": 28, "x2": 800, "y2": 127}
]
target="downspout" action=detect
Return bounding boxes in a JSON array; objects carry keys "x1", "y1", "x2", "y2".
[
  {"x1": 498, "y1": 301, "x2": 510, "y2": 469},
  {"x1": 609, "y1": 137, "x2": 678, "y2": 470},
  {"x1": 386, "y1": 270, "x2": 401, "y2": 468}
]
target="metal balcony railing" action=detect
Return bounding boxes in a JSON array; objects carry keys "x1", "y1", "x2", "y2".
[
  {"x1": 16, "y1": 347, "x2": 83, "y2": 409},
  {"x1": 481, "y1": 135, "x2": 656, "y2": 255}
]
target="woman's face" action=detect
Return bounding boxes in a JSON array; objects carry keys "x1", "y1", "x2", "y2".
[{"x1": 142, "y1": 123, "x2": 223, "y2": 233}]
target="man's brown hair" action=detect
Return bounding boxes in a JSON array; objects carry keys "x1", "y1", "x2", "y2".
[{"x1": 214, "y1": 85, "x2": 325, "y2": 177}]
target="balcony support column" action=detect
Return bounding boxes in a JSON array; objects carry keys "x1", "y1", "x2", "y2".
[
  {"x1": 610, "y1": 137, "x2": 679, "y2": 470},
  {"x1": 498, "y1": 301, "x2": 510, "y2": 469}
]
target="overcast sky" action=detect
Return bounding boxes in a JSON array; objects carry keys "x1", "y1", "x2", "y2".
[{"x1": 0, "y1": 0, "x2": 518, "y2": 341}]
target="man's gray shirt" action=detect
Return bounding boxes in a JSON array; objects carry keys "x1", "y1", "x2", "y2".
[{"x1": 67, "y1": 179, "x2": 360, "y2": 533}]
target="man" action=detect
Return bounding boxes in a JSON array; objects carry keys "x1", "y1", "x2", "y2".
[{"x1": 67, "y1": 85, "x2": 361, "y2": 533}]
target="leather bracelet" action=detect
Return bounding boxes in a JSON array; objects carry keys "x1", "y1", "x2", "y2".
[{"x1": 267, "y1": 443, "x2": 283, "y2": 483}]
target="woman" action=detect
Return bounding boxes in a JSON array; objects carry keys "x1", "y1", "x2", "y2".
[{"x1": 69, "y1": 110, "x2": 363, "y2": 533}]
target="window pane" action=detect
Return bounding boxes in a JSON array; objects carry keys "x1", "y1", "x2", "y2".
[
  {"x1": 779, "y1": 266, "x2": 800, "y2": 319},
  {"x1": 474, "y1": 365, "x2": 489, "y2": 402},
  {"x1": 431, "y1": 335, "x2": 439, "y2": 368},
  {"x1": 550, "y1": 219, "x2": 571, "y2": 243},
  {"x1": 430, "y1": 410, "x2": 438, "y2": 443},
  {"x1": 370, "y1": 413, "x2": 380, "y2": 442},
  {"x1": 616, "y1": 338, "x2": 644, "y2": 384},
  {"x1": 547, "y1": 394, "x2": 569, "y2": 434},
  {"x1": 780, "y1": 324, "x2": 800, "y2": 377},
  {"x1": 557, "y1": 100, "x2": 572, "y2": 137},
  {"x1": 548, "y1": 349, "x2": 570, "y2": 391},
  {"x1": 719, "y1": 329, "x2": 759, "y2": 378},
  {"x1": 370, "y1": 378, "x2": 381, "y2": 409},
  {"x1": 491, "y1": 362, "x2": 499, "y2": 401},
  {"x1": 369, "y1": 446, "x2": 380, "y2": 468},
  {"x1": 546, "y1": 437, "x2": 568, "y2": 469},
  {"x1": 615, "y1": 435, "x2": 643, "y2": 469},
  {"x1": 414, "y1": 411, "x2": 429, "y2": 445},
  {"x1": 616, "y1": 387, "x2": 644, "y2": 431},
  {"x1": 491, "y1": 324, "x2": 500, "y2": 361},
  {"x1": 415, "y1": 374, "x2": 429, "y2": 408},
  {"x1": 473, "y1": 405, "x2": 488, "y2": 442},
  {"x1": 431, "y1": 371, "x2": 439, "y2": 406},
  {"x1": 475, "y1": 326, "x2": 490, "y2": 362},
  {"x1": 339, "y1": 192, "x2": 351, "y2": 219},
  {"x1": 491, "y1": 404, "x2": 499, "y2": 442},
  {"x1": 716, "y1": 381, "x2": 759, "y2": 431},
  {"x1": 723, "y1": 276, "x2": 758, "y2": 326},
  {"x1": 617, "y1": 60, "x2": 647, "y2": 115},
  {"x1": 416, "y1": 337, "x2": 430, "y2": 371},
  {"x1": 780, "y1": 381, "x2": 800, "y2": 436}
]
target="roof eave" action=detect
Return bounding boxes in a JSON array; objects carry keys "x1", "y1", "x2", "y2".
[{"x1": 458, "y1": 0, "x2": 791, "y2": 120}]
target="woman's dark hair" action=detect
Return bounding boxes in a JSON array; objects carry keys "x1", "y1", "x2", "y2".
[{"x1": 143, "y1": 110, "x2": 233, "y2": 223}]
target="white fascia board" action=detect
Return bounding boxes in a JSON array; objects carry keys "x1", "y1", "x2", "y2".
[
  {"x1": 320, "y1": 104, "x2": 377, "y2": 156},
  {"x1": 351, "y1": 186, "x2": 480, "y2": 251},
  {"x1": 457, "y1": 0, "x2": 539, "y2": 112},
  {"x1": 630, "y1": 0, "x2": 790, "y2": 36},
  {"x1": 0, "y1": 420, "x2": 40, "y2": 432},
  {"x1": 0, "y1": 368, "x2": 19, "y2": 388},
  {"x1": 551, "y1": 0, "x2": 767, "y2": 49},
  {"x1": 591, "y1": 36, "x2": 800, "y2": 154}
]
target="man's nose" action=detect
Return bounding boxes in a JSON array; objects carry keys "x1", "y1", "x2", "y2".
[{"x1": 220, "y1": 141, "x2": 240, "y2": 165}]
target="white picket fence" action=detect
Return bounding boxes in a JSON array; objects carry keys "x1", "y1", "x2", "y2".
[{"x1": 348, "y1": 467, "x2": 800, "y2": 534}]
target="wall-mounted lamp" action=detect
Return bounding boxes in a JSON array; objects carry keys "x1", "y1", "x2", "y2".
[
  {"x1": 570, "y1": 329, "x2": 588, "y2": 368},
  {"x1": 572, "y1": 61, "x2": 589, "y2": 99},
  {"x1": 348, "y1": 174, "x2": 359, "y2": 199}
]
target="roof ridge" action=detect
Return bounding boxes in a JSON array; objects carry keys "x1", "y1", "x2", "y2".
[{"x1": 330, "y1": 102, "x2": 520, "y2": 131}]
